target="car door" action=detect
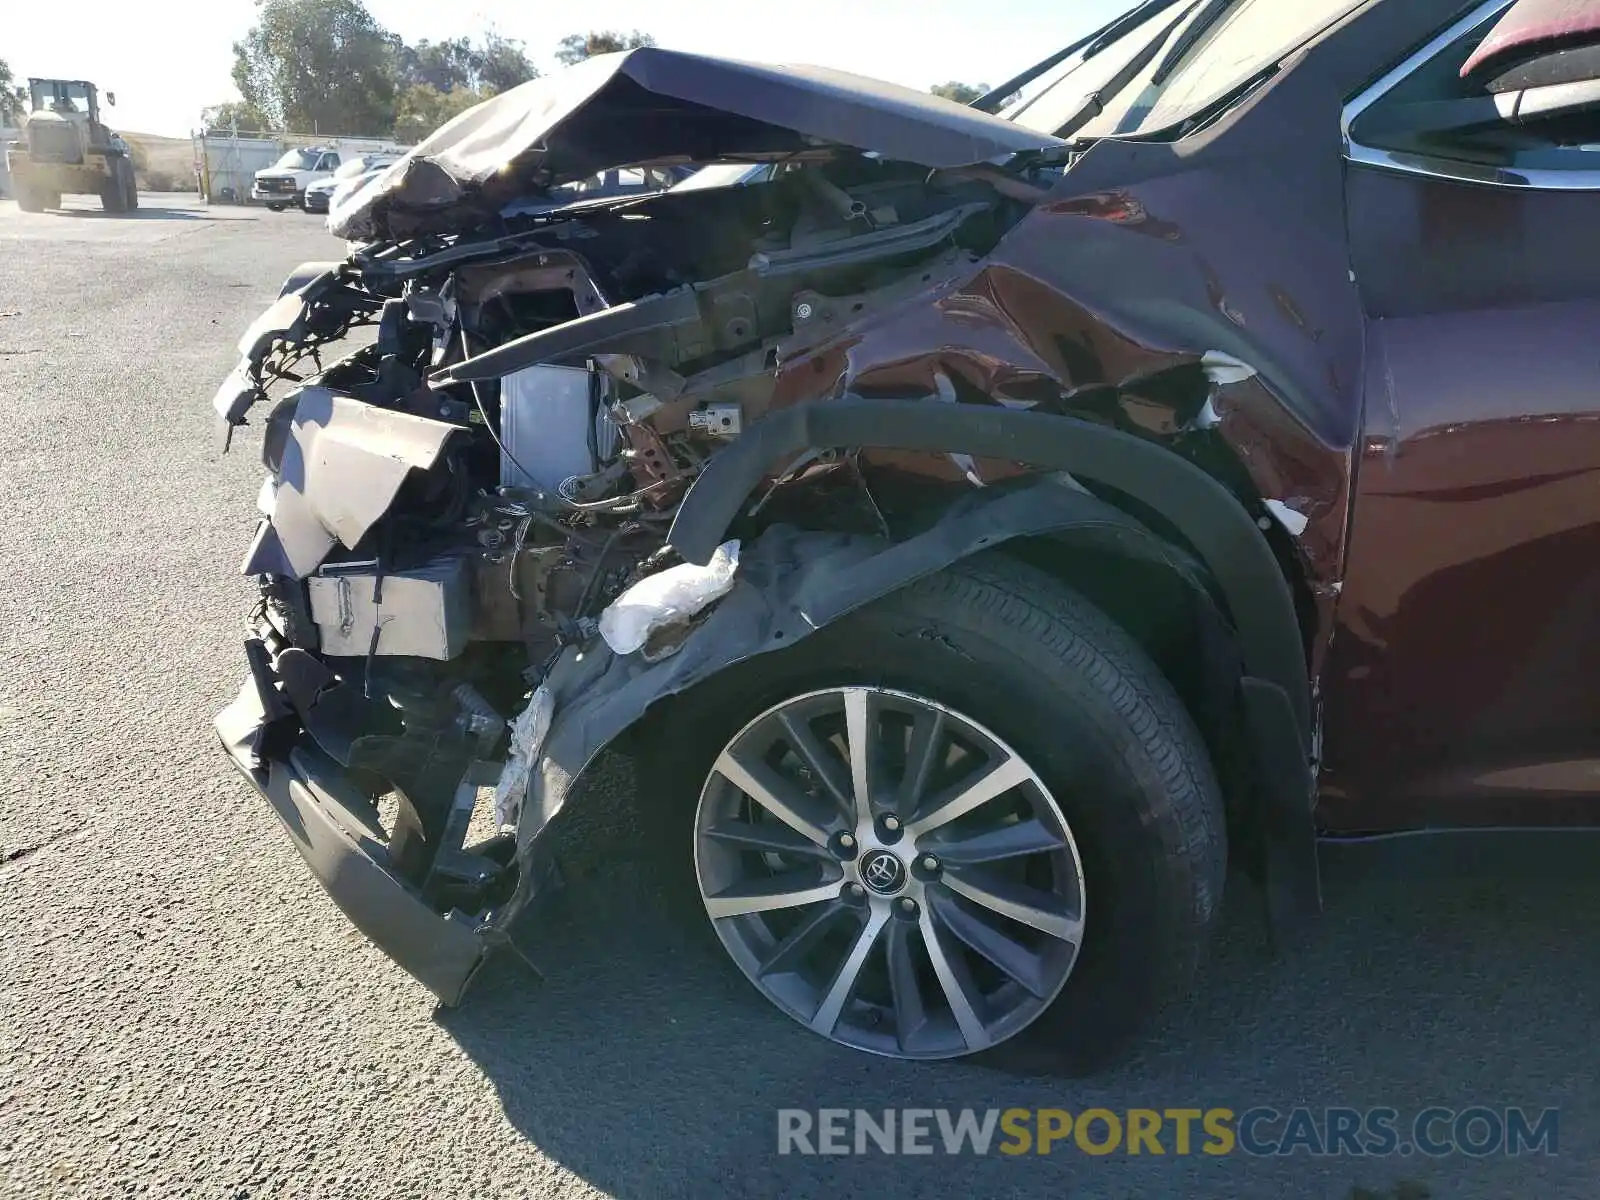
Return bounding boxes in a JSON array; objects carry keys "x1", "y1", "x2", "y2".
[{"x1": 1321, "y1": 0, "x2": 1600, "y2": 824}]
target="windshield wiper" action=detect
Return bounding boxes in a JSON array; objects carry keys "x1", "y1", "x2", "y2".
[
  {"x1": 1150, "y1": 0, "x2": 1237, "y2": 85},
  {"x1": 1050, "y1": 3, "x2": 1198, "y2": 140},
  {"x1": 971, "y1": 0, "x2": 1192, "y2": 113}
]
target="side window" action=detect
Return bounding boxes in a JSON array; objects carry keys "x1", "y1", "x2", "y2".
[
  {"x1": 319, "y1": 153, "x2": 340, "y2": 171},
  {"x1": 1346, "y1": 0, "x2": 1600, "y2": 188}
]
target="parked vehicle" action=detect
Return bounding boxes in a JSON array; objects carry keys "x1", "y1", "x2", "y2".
[
  {"x1": 303, "y1": 153, "x2": 401, "y2": 214},
  {"x1": 252, "y1": 146, "x2": 341, "y2": 211},
  {"x1": 211, "y1": 0, "x2": 1600, "y2": 1072},
  {"x1": 6, "y1": 79, "x2": 137, "y2": 213}
]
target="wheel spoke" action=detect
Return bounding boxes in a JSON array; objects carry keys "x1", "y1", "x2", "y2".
[
  {"x1": 704, "y1": 871, "x2": 841, "y2": 919},
  {"x1": 843, "y1": 688, "x2": 875, "y2": 825},
  {"x1": 759, "y1": 901, "x2": 847, "y2": 976},
  {"x1": 885, "y1": 919, "x2": 928, "y2": 1050},
  {"x1": 896, "y1": 705, "x2": 946, "y2": 816},
  {"x1": 699, "y1": 685, "x2": 1090, "y2": 1060},
  {"x1": 811, "y1": 906, "x2": 890, "y2": 1035},
  {"x1": 930, "y1": 892, "x2": 1055, "y2": 999},
  {"x1": 702, "y1": 818, "x2": 835, "y2": 860},
  {"x1": 712, "y1": 751, "x2": 835, "y2": 847},
  {"x1": 904, "y1": 754, "x2": 1032, "y2": 838},
  {"x1": 940, "y1": 870, "x2": 1084, "y2": 944},
  {"x1": 919, "y1": 908, "x2": 990, "y2": 1051},
  {"x1": 776, "y1": 709, "x2": 852, "y2": 818},
  {"x1": 928, "y1": 818, "x2": 1067, "y2": 865}
]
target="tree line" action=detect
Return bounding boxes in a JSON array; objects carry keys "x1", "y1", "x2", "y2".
[
  {"x1": 208, "y1": 0, "x2": 999, "y2": 141},
  {"x1": 1, "y1": 5, "x2": 1001, "y2": 141},
  {"x1": 203, "y1": 0, "x2": 659, "y2": 139}
]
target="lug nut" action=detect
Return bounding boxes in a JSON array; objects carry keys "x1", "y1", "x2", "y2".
[
  {"x1": 920, "y1": 855, "x2": 940, "y2": 872},
  {"x1": 845, "y1": 882, "x2": 865, "y2": 900},
  {"x1": 898, "y1": 897, "x2": 919, "y2": 915},
  {"x1": 838, "y1": 833, "x2": 855, "y2": 850},
  {"x1": 882, "y1": 815, "x2": 901, "y2": 832}
]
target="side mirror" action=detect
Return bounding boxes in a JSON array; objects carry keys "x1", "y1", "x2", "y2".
[{"x1": 105, "y1": 92, "x2": 116, "y2": 107}]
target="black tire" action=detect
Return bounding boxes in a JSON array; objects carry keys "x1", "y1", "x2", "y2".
[
  {"x1": 101, "y1": 160, "x2": 129, "y2": 213},
  {"x1": 124, "y1": 167, "x2": 139, "y2": 211},
  {"x1": 266, "y1": 202, "x2": 285, "y2": 212},
  {"x1": 651, "y1": 551, "x2": 1227, "y2": 1075}
]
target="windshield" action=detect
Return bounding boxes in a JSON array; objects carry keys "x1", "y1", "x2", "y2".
[
  {"x1": 670, "y1": 163, "x2": 772, "y2": 192},
  {"x1": 29, "y1": 80, "x2": 91, "y2": 114},
  {"x1": 272, "y1": 149, "x2": 320, "y2": 171},
  {"x1": 1007, "y1": 0, "x2": 1369, "y2": 137}
]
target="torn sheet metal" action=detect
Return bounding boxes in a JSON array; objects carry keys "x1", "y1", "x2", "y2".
[
  {"x1": 245, "y1": 388, "x2": 462, "y2": 579},
  {"x1": 330, "y1": 46, "x2": 1066, "y2": 240}
]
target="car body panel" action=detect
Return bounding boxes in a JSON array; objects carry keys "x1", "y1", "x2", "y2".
[
  {"x1": 209, "y1": 0, "x2": 1600, "y2": 1010},
  {"x1": 1319, "y1": 0, "x2": 1600, "y2": 826},
  {"x1": 329, "y1": 46, "x2": 1065, "y2": 240}
]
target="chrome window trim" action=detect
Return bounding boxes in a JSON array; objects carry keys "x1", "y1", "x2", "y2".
[{"x1": 1343, "y1": 0, "x2": 1600, "y2": 192}]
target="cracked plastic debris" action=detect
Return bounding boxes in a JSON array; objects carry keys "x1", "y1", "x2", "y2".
[
  {"x1": 598, "y1": 540, "x2": 741, "y2": 657},
  {"x1": 1264, "y1": 499, "x2": 1310, "y2": 537},
  {"x1": 494, "y1": 683, "x2": 555, "y2": 828}
]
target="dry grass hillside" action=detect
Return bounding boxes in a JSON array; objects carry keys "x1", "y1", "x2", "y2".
[{"x1": 122, "y1": 133, "x2": 197, "y2": 192}]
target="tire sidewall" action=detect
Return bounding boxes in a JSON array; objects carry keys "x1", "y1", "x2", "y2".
[{"x1": 648, "y1": 557, "x2": 1224, "y2": 1073}]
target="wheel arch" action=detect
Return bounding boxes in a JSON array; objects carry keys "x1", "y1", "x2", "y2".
[
  {"x1": 664, "y1": 395, "x2": 1323, "y2": 936},
  {"x1": 669, "y1": 395, "x2": 1311, "y2": 747}
]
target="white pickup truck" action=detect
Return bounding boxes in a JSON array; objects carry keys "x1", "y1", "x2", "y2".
[{"x1": 251, "y1": 146, "x2": 343, "y2": 211}]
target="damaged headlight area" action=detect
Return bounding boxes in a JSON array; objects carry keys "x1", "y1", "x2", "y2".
[{"x1": 211, "y1": 122, "x2": 1052, "y2": 1003}]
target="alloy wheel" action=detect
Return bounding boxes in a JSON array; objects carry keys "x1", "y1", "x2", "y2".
[{"x1": 693, "y1": 686, "x2": 1086, "y2": 1059}]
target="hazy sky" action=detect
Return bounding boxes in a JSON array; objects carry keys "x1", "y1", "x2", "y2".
[{"x1": 6, "y1": 0, "x2": 1127, "y2": 136}]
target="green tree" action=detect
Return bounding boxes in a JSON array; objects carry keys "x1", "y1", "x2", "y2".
[
  {"x1": 389, "y1": 31, "x2": 534, "y2": 103},
  {"x1": 391, "y1": 36, "x2": 480, "y2": 93},
  {"x1": 554, "y1": 30, "x2": 656, "y2": 66},
  {"x1": 930, "y1": 81, "x2": 989, "y2": 105},
  {"x1": 393, "y1": 83, "x2": 483, "y2": 142},
  {"x1": 0, "y1": 60, "x2": 24, "y2": 126},
  {"x1": 232, "y1": 0, "x2": 397, "y2": 134},
  {"x1": 201, "y1": 99, "x2": 280, "y2": 133},
  {"x1": 478, "y1": 33, "x2": 537, "y2": 94}
]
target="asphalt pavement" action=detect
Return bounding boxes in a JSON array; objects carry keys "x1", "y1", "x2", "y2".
[{"x1": 1, "y1": 193, "x2": 1596, "y2": 1200}]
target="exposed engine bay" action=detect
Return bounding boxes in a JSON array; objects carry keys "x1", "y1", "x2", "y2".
[{"x1": 213, "y1": 139, "x2": 1060, "y2": 975}]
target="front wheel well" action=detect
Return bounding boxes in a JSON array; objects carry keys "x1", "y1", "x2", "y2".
[{"x1": 999, "y1": 534, "x2": 1258, "y2": 843}]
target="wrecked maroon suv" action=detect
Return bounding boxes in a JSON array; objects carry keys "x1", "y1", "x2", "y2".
[{"x1": 212, "y1": 0, "x2": 1600, "y2": 1070}]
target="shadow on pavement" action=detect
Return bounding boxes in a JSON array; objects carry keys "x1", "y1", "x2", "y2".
[
  {"x1": 48, "y1": 206, "x2": 215, "y2": 222},
  {"x1": 439, "y1": 755, "x2": 1600, "y2": 1199}
]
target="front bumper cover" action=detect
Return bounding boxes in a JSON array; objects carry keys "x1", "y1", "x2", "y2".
[{"x1": 215, "y1": 672, "x2": 491, "y2": 1004}]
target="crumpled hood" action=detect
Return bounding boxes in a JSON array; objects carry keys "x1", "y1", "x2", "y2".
[{"x1": 329, "y1": 46, "x2": 1065, "y2": 242}]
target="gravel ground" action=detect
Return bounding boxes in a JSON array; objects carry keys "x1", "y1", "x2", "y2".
[{"x1": 1, "y1": 194, "x2": 1596, "y2": 1200}]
